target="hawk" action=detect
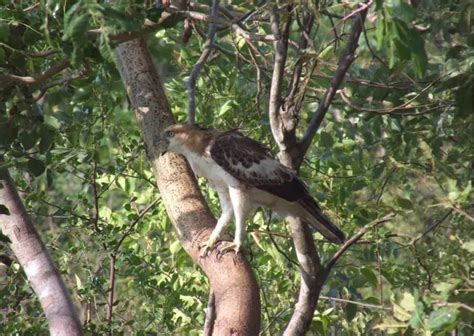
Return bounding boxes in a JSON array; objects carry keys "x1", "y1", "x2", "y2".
[{"x1": 158, "y1": 124, "x2": 345, "y2": 254}]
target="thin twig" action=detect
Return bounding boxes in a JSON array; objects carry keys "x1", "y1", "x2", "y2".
[
  {"x1": 90, "y1": 161, "x2": 100, "y2": 232},
  {"x1": 339, "y1": 77, "x2": 442, "y2": 114},
  {"x1": 375, "y1": 235, "x2": 383, "y2": 304},
  {"x1": 412, "y1": 243, "x2": 433, "y2": 289},
  {"x1": 319, "y1": 295, "x2": 392, "y2": 311},
  {"x1": 0, "y1": 44, "x2": 58, "y2": 58},
  {"x1": 376, "y1": 168, "x2": 396, "y2": 205},
  {"x1": 452, "y1": 204, "x2": 474, "y2": 223},
  {"x1": 0, "y1": 59, "x2": 70, "y2": 87},
  {"x1": 411, "y1": 209, "x2": 453, "y2": 245},
  {"x1": 299, "y1": 6, "x2": 369, "y2": 157},
  {"x1": 340, "y1": 0, "x2": 374, "y2": 22},
  {"x1": 203, "y1": 290, "x2": 216, "y2": 336},
  {"x1": 107, "y1": 253, "x2": 116, "y2": 335},
  {"x1": 186, "y1": 0, "x2": 219, "y2": 124},
  {"x1": 113, "y1": 198, "x2": 160, "y2": 254},
  {"x1": 326, "y1": 213, "x2": 396, "y2": 271},
  {"x1": 173, "y1": 9, "x2": 277, "y2": 42},
  {"x1": 87, "y1": 12, "x2": 175, "y2": 42}
]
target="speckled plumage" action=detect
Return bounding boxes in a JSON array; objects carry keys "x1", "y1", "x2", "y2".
[{"x1": 160, "y1": 124, "x2": 345, "y2": 253}]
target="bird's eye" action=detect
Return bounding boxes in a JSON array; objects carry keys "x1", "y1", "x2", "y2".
[{"x1": 165, "y1": 130, "x2": 175, "y2": 138}]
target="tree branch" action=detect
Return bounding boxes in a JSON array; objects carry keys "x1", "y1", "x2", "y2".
[
  {"x1": 87, "y1": 12, "x2": 177, "y2": 43},
  {"x1": 114, "y1": 38, "x2": 260, "y2": 335},
  {"x1": 299, "y1": 7, "x2": 369, "y2": 159},
  {"x1": 411, "y1": 209, "x2": 453, "y2": 245},
  {"x1": 283, "y1": 217, "x2": 325, "y2": 336},
  {"x1": 106, "y1": 253, "x2": 116, "y2": 336},
  {"x1": 326, "y1": 213, "x2": 396, "y2": 271},
  {"x1": 319, "y1": 295, "x2": 392, "y2": 311},
  {"x1": 173, "y1": 9, "x2": 278, "y2": 42},
  {"x1": 203, "y1": 290, "x2": 216, "y2": 336},
  {"x1": 186, "y1": 0, "x2": 219, "y2": 124},
  {"x1": 0, "y1": 59, "x2": 70, "y2": 88},
  {"x1": 268, "y1": 3, "x2": 292, "y2": 147},
  {"x1": 0, "y1": 170, "x2": 83, "y2": 336}
]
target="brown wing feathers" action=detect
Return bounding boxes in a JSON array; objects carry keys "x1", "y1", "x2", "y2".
[{"x1": 210, "y1": 130, "x2": 345, "y2": 243}]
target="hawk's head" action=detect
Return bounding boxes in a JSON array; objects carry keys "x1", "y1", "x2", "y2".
[{"x1": 158, "y1": 123, "x2": 213, "y2": 156}]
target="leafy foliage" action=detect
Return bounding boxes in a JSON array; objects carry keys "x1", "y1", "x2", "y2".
[{"x1": 1, "y1": 0, "x2": 473, "y2": 335}]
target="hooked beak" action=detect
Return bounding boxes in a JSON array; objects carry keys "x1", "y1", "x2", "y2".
[{"x1": 156, "y1": 136, "x2": 170, "y2": 156}]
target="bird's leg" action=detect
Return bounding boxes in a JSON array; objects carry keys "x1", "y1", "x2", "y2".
[
  {"x1": 200, "y1": 188, "x2": 233, "y2": 257},
  {"x1": 218, "y1": 187, "x2": 250, "y2": 255}
]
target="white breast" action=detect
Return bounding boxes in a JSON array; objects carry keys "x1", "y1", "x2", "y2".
[{"x1": 182, "y1": 150, "x2": 241, "y2": 189}]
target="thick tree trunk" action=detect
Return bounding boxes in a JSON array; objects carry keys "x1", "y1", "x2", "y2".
[
  {"x1": 0, "y1": 170, "x2": 83, "y2": 336},
  {"x1": 114, "y1": 38, "x2": 260, "y2": 335}
]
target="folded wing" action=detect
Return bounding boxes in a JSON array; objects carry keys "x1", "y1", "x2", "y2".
[{"x1": 209, "y1": 130, "x2": 345, "y2": 243}]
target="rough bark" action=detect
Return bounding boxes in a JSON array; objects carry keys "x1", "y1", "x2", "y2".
[
  {"x1": 266, "y1": 8, "x2": 369, "y2": 335},
  {"x1": 0, "y1": 170, "x2": 83, "y2": 336},
  {"x1": 114, "y1": 38, "x2": 260, "y2": 335},
  {"x1": 284, "y1": 219, "x2": 327, "y2": 335}
]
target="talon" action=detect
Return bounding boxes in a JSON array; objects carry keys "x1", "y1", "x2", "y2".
[
  {"x1": 200, "y1": 236, "x2": 219, "y2": 257},
  {"x1": 218, "y1": 241, "x2": 242, "y2": 255}
]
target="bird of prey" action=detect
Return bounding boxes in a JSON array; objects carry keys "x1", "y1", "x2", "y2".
[{"x1": 158, "y1": 124, "x2": 345, "y2": 254}]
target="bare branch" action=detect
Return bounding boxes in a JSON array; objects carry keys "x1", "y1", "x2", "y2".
[
  {"x1": 340, "y1": 0, "x2": 374, "y2": 22},
  {"x1": 87, "y1": 13, "x2": 176, "y2": 42},
  {"x1": 452, "y1": 204, "x2": 474, "y2": 223},
  {"x1": 0, "y1": 170, "x2": 83, "y2": 335},
  {"x1": 299, "y1": 7, "x2": 369, "y2": 157},
  {"x1": 107, "y1": 253, "x2": 116, "y2": 336},
  {"x1": 319, "y1": 295, "x2": 392, "y2": 311},
  {"x1": 186, "y1": 0, "x2": 219, "y2": 124},
  {"x1": 0, "y1": 59, "x2": 70, "y2": 87},
  {"x1": 326, "y1": 213, "x2": 396, "y2": 271},
  {"x1": 268, "y1": 3, "x2": 292, "y2": 146},
  {"x1": 113, "y1": 198, "x2": 160, "y2": 254},
  {"x1": 0, "y1": 44, "x2": 58, "y2": 58},
  {"x1": 411, "y1": 209, "x2": 453, "y2": 245},
  {"x1": 283, "y1": 217, "x2": 325, "y2": 336},
  {"x1": 339, "y1": 77, "x2": 442, "y2": 115},
  {"x1": 90, "y1": 160, "x2": 101, "y2": 233},
  {"x1": 173, "y1": 9, "x2": 278, "y2": 42},
  {"x1": 203, "y1": 290, "x2": 216, "y2": 336}
]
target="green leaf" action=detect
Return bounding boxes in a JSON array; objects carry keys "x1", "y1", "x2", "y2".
[
  {"x1": 427, "y1": 306, "x2": 459, "y2": 332},
  {"x1": 146, "y1": 7, "x2": 164, "y2": 22},
  {"x1": 434, "y1": 281, "x2": 460, "y2": 300},
  {"x1": 0, "y1": 46, "x2": 5, "y2": 64},
  {"x1": 409, "y1": 300, "x2": 425, "y2": 329},
  {"x1": 345, "y1": 302, "x2": 357, "y2": 321},
  {"x1": 0, "y1": 232, "x2": 11, "y2": 244},
  {"x1": 19, "y1": 130, "x2": 38, "y2": 150},
  {"x1": 0, "y1": 122, "x2": 17, "y2": 146},
  {"x1": 375, "y1": 16, "x2": 385, "y2": 49},
  {"x1": 361, "y1": 267, "x2": 378, "y2": 286},
  {"x1": 0, "y1": 204, "x2": 10, "y2": 215},
  {"x1": 319, "y1": 132, "x2": 333, "y2": 148},
  {"x1": 44, "y1": 115, "x2": 61, "y2": 129},
  {"x1": 399, "y1": 293, "x2": 416, "y2": 312},
  {"x1": 0, "y1": 21, "x2": 9, "y2": 42},
  {"x1": 396, "y1": 197, "x2": 413, "y2": 209},
  {"x1": 64, "y1": 13, "x2": 90, "y2": 41},
  {"x1": 27, "y1": 158, "x2": 46, "y2": 177},
  {"x1": 461, "y1": 240, "x2": 474, "y2": 253}
]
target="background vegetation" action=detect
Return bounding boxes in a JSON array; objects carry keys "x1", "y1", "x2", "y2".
[{"x1": 1, "y1": 0, "x2": 473, "y2": 334}]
